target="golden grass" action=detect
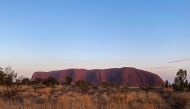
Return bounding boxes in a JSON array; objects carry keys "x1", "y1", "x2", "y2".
[
  {"x1": 0, "y1": 86, "x2": 189, "y2": 109},
  {"x1": 11, "y1": 87, "x2": 171, "y2": 109},
  {"x1": 57, "y1": 93, "x2": 95, "y2": 109},
  {"x1": 107, "y1": 91, "x2": 166, "y2": 109},
  {"x1": 172, "y1": 92, "x2": 190, "y2": 109}
]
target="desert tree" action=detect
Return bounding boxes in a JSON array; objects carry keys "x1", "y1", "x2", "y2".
[
  {"x1": 173, "y1": 69, "x2": 188, "y2": 91},
  {"x1": 65, "y1": 76, "x2": 72, "y2": 85},
  {"x1": 165, "y1": 80, "x2": 170, "y2": 88},
  {"x1": 44, "y1": 77, "x2": 58, "y2": 87},
  {"x1": 76, "y1": 80, "x2": 89, "y2": 92},
  {"x1": 21, "y1": 78, "x2": 30, "y2": 85},
  {"x1": 0, "y1": 67, "x2": 23, "y2": 97},
  {"x1": 0, "y1": 67, "x2": 5, "y2": 85}
]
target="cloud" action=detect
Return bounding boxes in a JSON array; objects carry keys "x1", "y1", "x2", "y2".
[
  {"x1": 143, "y1": 66, "x2": 175, "y2": 72},
  {"x1": 150, "y1": 66, "x2": 172, "y2": 69},
  {"x1": 168, "y1": 58, "x2": 190, "y2": 63}
]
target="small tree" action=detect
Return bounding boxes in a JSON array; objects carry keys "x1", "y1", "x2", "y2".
[
  {"x1": 0, "y1": 68, "x2": 5, "y2": 85},
  {"x1": 76, "y1": 80, "x2": 89, "y2": 92},
  {"x1": 65, "y1": 76, "x2": 72, "y2": 85},
  {"x1": 0, "y1": 67, "x2": 22, "y2": 97},
  {"x1": 21, "y1": 78, "x2": 30, "y2": 85},
  {"x1": 165, "y1": 80, "x2": 170, "y2": 88},
  {"x1": 173, "y1": 69, "x2": 188, "y2": 91},
  {"x1": 44, "y1": 77, "x2": 58, "y2": 87}
]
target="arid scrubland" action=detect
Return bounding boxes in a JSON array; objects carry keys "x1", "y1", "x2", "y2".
[{"x1": 0, "y1": 85, "x2": 189, "y2": 109}]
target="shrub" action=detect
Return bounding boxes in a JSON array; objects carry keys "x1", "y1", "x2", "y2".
[
  {"x1": 43, "y1": 77, "x2": 58, "y2": 87},
  {"x1": 65, "y1": 76, "x2": 72, "y2": 85},
  {"x1": 21, "y1": 78, "x2": 30, "y2": 85},
  {"x1": 165, "y1": 80, "x2": 170, "y2": 88},
  {"x1": 0, "y1": 67, "x2": 23, "y2": 97},
  {"x1": 76, "y1": 80, "x2": 89, "y2": 92}
]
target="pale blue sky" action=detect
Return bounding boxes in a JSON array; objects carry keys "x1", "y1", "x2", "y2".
[{"x1": 0, "y1": 0, "x2": 190, "y2": 82}]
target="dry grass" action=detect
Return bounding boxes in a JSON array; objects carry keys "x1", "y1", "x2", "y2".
[
  {"x1": 0, "y1": 85, "x2": 168, "y2": 109},
  {"x1": 172, "y1": 92, "x2": 190, "y2": 109},
  {"x1": 0, "y1": 86, "x2": 190, "y2": 109}
]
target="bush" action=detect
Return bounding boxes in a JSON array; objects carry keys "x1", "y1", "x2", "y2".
[
  {"x1": 21, "y1": 78, "x2": 30, "y2": 85},
  {"x1": 165, "y1": 80, "x2": 170, "y2": 88},
  {"x1": 65, "y1": 76, "x2": 72, "y2": 85},
  {"x1": 75, "y1": 80, "x2": 89, "y2": 92},
  {"x1": 0, "y1": 67, "x2": 23, "y2": 97},
  {"x1": 43, "y1": 77, "x2": 58, "y2": 87}
]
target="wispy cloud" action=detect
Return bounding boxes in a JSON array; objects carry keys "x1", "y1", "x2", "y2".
[
  {"x1": 168, "y1": 58, "x2": 190, "y2": 63},
  {"x1": 150, "y1": 66, "x2": 173, "y2": 69}
]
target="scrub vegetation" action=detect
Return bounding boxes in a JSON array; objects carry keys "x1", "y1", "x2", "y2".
[{"x1": 0, "y1": 67, "x2": 190, "y2": 109}]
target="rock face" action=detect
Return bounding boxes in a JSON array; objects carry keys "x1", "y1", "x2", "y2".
[{"x1": 31, "y1": 67, "x2": 164, "y2": 87}]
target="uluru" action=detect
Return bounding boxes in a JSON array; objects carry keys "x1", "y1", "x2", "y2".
[{"x1": 31, "y1": 67, "x2": 164, "y2": 87}]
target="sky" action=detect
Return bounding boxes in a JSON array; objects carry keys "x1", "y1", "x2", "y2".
[{"x1": 0, "y1": 0, "x2": 190, "y2": 82}]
